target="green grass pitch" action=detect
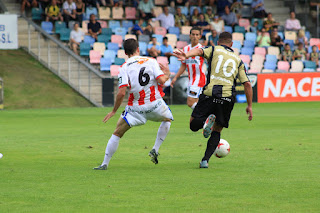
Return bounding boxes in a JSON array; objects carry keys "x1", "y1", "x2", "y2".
[{"x1": 1, "y1": 102, "x2": 320, "y2": 212}]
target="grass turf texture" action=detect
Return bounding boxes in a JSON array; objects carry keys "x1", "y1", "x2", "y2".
[{"x1": 1, "y1": 102, "x2": 320, "y2": 212}]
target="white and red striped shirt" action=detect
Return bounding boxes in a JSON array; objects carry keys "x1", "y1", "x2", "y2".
[
  {"x1": 118, "y1": 56, "x2": 165, "y2": 106},
  {"x1": 182, "y1": 43, "x2": 206, "y2": 87}
]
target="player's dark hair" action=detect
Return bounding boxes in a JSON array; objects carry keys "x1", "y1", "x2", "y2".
[
  {"x1": 218, "y1": 32, "x2": 232, "y2": 44},
  {"x1": 190, "y1": 26, "x2": 201, "y2": 35},
  {"x1": 123, "y1": 38, "x2": 139, "y2": 56},
  {"x1": 163, "y1": 37, "x2": 168, "y2": 41}
]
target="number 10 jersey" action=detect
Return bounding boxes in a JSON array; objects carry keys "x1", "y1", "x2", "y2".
[{"x1": 118, "y1": 56, "x2": 165, "y2": 106}]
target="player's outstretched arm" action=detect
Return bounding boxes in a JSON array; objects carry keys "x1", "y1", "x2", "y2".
[
  {"x1": 173, "y1": 48, "x2": 203, "y2": 61},
  {"x1": 171, "y1": 63, "x2": 186, "y2": 88},
  {"x1": 157, "y1": 63, "x2": 171, "y2": 85},
  {"x1": 243, "y1": 81, "x2": 253, "y2": 121},
  {"x1": 103, "y1": 87, "x2": 127, "y2": 123}
]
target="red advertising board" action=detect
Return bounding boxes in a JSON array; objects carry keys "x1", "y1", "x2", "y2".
[{"x1": 257, "y1": 72, "x2": 320, "y2": 103}]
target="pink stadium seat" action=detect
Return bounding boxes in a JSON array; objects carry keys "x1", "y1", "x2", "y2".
[
  {"x1": 125, "y1": 7, "x2": 136, "y2": 19},
  {"x1": 176, "y1": 41, "x2": 188, "y2": 49},
  {"x1": 277, "y1": 61, "x2": 290, "y2": 72},
  {"x1": 310, "y1": 38, "x2": 320, "y2": 46},
  {"x1": 252, "y1": 54, "x2": 265, "y2": 63},
  {"x1": 157, "y1": 56, "x2": 169, "y2": 64},
  {"x1": 247, "y1": 69, "x2": 260, "y2": 74},
  {"x1": 254, "y1": 47, "x2": 266, "y2": 56},
  {"x1": 238, "y1": 18, "x2": 250, "y2": 31},
  {"x1": 155, "y1": 27, "x2": 167, "y2": 36},
  {"x1": 232, "y1": 32, "x2": 244, "y2": 44},
  {"x1": 250, "y1": 60, "x2": 263, "y2": 73},
  {"x1": 97, "y1": 20, "x2": 107, "y2": 28},
  {"x1": 117, "y1": 49, "x2": 128, "y2": 60},
  {"x1": 110, "y1": 65, "x2": 120, "y2": 76},
  {"x1": 111, "y1": 35, "x2": 123, "y2": 48},
  {"x1": 89, "y1": 50, "x2": 101, "y2": 64},
  {"x1": 239, "y1": 55, "x2": 251, "y2": 64}
]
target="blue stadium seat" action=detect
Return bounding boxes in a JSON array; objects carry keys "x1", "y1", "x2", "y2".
[
  {"x1": 251, "y1": 18, "x2": 263, "y2": 30},
  {"x1": 179, "y1": 6, "x2": 188, "y2": 16},
  {"x1": 41, "y1": 21, "x2": 53, "y2": 34},
  {"x1": 32, "y1": 8, "x2": 43, "y2": 20},
  {"x1": 265, "y1": 54, "x2": 278, "y2": 63},
  {"x1": 245, "y1": 32, "x2": 257, "y2": 42},
  {"x1": 138, "y1": 35, "x2": 150, "y2": 43},
  {"x1": 244, "y1": 63, "x2": 249, "y2": 71},
  {"x1": 224, "y1": 26, "x2": 233, "y2": 33},
  {"x1": 278, "y1": 25, "x2": 285, "y2": 32},
  {"x1": 240, "y1": 47, "x2": 254, "y2": 56},
  {"x1": 109, "y1": 20, "x2": 121, "y2": 32},
  {"x1": 232, "y1": 40, "x2": 242, "y2": 49},
  {"x1": 122, "y1": 20, "x2": 134, "y2": 29},
  {"x1": 278, "y1": 32, "x2": 284, "y2": 40},
  {"x1": 55, "y1": 21, "x2": 66, "y2": 34},
  {"x1": 264, "y1": 61, "x2": 277, "y2": 71},
  {"x1": 234, "y1": 26, "x2": 246, "y2": 35},
  {"x1": 303, "y1": 61, "x2": 317, "y2": 71},
  {"x1": 104, "y1": 50, "x2": 117, "y2": 63},
  {"x1": 83, "y1": 35, "x2": 95, "y2": 46},
  {"x1": 243, "y1": 40, "x2": 255, "y2": 48},
  {"x1": 169, "y1": 56, "x2": 181, "y2": 66},
  {"x1": 79, "y1": 43, "x2": 91, "y2": 56},
  {"x1": 114, "y1": 27, "x2": 127, "y2": 39},
  {"x1": 168, "y1": 27, "x2": 180, "y2": 37},
  {"x1": 59, "y1": 28, "x2": 71, "y2": 41},
  {"x1": 97, "y1": 34, "x2": 110, "y2": 45},
  {"x1": 85, "y1": 7, "x2": 98, "y2": 20},
  {"x1": 283, "y1": 39, "x2": 295, "y2": 49},
  {"x1": 243, "y1": 0, "x2": 253, "y2": 4},
  {"x1": 305, "y1": 31, "x2": 311, "y2": 40},
  {"x1": 107, "y1": 42, "x2": 120, "y2": 52},
  {"x1": 101, "y1": 28, "x2": 113, "y2": 35},
  {"x1": 190, "y1": 6, "x2": 201, "y2": 15},
  {"x1": 169, "y1": 64, "x2": 179, "y2": 73},
  {"x1": 100, "y1": 58, "x2": 112, "y2": 71},
  {"x1": 139, "y1": 42, "x2": 148, "y2": 55},
  {"x1": 152, "y1": 34, "x2": 163, "y2": 45},
  {"x1": 114, "y1": 57, "x2": 125, "y2": 65},
  {"x1": 179, "y1": 34, "x2": 190, "y2": 43}
]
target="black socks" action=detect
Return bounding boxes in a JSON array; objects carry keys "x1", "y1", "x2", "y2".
[{"x1": 202, "y1": 131, "x2": 221, "y2": 162}]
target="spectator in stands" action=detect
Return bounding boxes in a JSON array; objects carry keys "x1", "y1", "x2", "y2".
[
  {"x1": 285, "y1": 11, "x2": 301, "y2": 31},
  {"x1": 296, "y1": 29, "x2": 308, "y2": 46},
  {"x1": 170, "y1": 0, "x2": 189, "y2": 7},
  {"x1": 282, "y1": 43, "x2": 293, "y2": 63},
  {"x1": 63, "y1": 0, "x2": 77, "y2": 28},
  {"x1": 208, "y1": 29, "x2": 218, "y2": 46},
  {"x1": 88, "y1": 14, "x2": 101, "y2": 40},
  {"x1": 250, "y1": 21, "x2": 259, "y2": 33},
  {"x1": 147, "y1": 37, "x2": 161, "y2": 57},
  {"x1": 263, "y1": 13, "x2": 279, "y2": 32},
  {"x1": 252, "y1": 0, "x2": 267, "y2": 18},
  {"x1": 196, "y1": 14, "x2": 211, "y2": 32},
  {"x1": 70, "y1": 22, "x2": 84, "y2": 55},
  {"x1": 21, "y1": 0, "x2": 38, "y2": 16},
  {"x1": 152, "y1": 6, "x2": 175, "y2": 30},
  {"x1": 138, "y1": 0, "x2": 154, "y2": 21},
  {"x1": 292, "y1": 42, "x2": 307, "y2": 61},
  {"x1": 40, "y1": 0, "x2": 51, "y2": 9},
  {"x1": 175, "y1": 7, "x2": 189, "y2": 27},
  {"x1": 75, "y1": 0, "x2": 85, "y2": 27},
  {"x1": 310, "y1": 45, "x2": 319, "y2": 66},
  {"x1": 210, "y1": 15, "x2": 224, "y2": 34},
  {"x1": 85, "y1": 0, "x2": 108, "y2": 8},
  {"x1": 46, "y1": 0, "x2": 63, "y2": 22},
  {"x1": 256, "y1": 28, "x2": 270, "y2": 47},
  {"x1": 270, "y1": 28, "x2": 283, "y2": 49},
  {"x1": 190, "y1": 8, "x2": 200, "y2": 26},
  {"x1": 131, "y1": 19, "x2": 153, "y2": 37},
  {"x1": 221, "y1": 6, "x2": 238, "y2": 27},
  {"x1": 310, "y1": 1, "x2": 320, "y2": 20},
  {"x1": 204, "y1": 7, "x2": 214, "y2": 23},
  {"x1": 217, "y1": 0, "x2": 231, "y2": 16},
  {"x1": 230, "y1": 0, "x2": 243, "y2": 19},
  {"x1": 160, "y1": 37, "x2": 173, "y2": 57}
]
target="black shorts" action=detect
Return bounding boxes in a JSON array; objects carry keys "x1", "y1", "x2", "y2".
[{"x1": 191, "y1": 94, "x2": 235, "y2": 128}]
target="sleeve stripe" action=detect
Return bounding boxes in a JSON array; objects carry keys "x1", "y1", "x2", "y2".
[
  {"x1": 119, "y1": 84, "x2": 128, "y2": 88},
  {"x1": 156, "y1": 74, "x2": 164, "y2": 80}
]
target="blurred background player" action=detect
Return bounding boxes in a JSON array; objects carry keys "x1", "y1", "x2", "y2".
[
  {"x1": 174, "y1": 32, "x2": 253, "y2": 169},
  {"x1": 94, "y1": 39, "x2": 173, "y2": 170},
  {"x1": 170, "y1": 27, "x2": 205, "y2": 109}
]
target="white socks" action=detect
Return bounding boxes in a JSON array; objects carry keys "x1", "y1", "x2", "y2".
[
  {"x1": 191, "y1": 102, "x2": 197, "y2": 109},
  {"x1": 153, "y1": 121, "x2": 171, "y2": 153},
  {"x1": 102, "y1": 134, "x2": 120, "y2": 166}
]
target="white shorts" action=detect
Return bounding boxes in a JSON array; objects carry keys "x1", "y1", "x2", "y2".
[
  {"x1": 121, "y1": 99, "x2": 174, "y2": 127},
  {"x1": 187, "y1": 85, "x2": 203, "y2": 98}
]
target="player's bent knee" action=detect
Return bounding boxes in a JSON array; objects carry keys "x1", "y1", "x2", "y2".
[{"x1": 190, "y1": 119, "x2": 202, "y2": 132}]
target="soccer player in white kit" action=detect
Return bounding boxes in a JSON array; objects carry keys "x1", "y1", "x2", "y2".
[
  {"x1": 170, "y1": 27, "x2": 206, "y2": 109},
  {"x1": 94, "y1": 39, "x2": 173, "y2": 170}
]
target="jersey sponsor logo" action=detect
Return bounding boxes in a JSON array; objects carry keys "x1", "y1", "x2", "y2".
[
  {"x1": 257, "y1": 72, "x2": 320, "y2": 103},
  {"x1": 210, "y1": 75, "x2": 232, "y2": 84},
  {"x1": 137, "y1": 58, "x2": 149, "y2": 64},
  {"x1": 185, "y1": 59, "x2": 198, "y2": 64}
]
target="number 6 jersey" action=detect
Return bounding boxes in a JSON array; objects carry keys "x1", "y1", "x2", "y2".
[{"x1": 118, "y1": 56, "x2": 165, "y2": 106}]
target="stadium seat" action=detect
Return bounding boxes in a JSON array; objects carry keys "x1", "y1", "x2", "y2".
[
  {"x1": 232, "y1": 40, "x2": 242, "y2": 49},
  {"x1": 114, "y1": 27, "x2": 127, "y2": 39},
  {"x1": 247, "y1": 69, "x2": 260, "y2": 74},
  {"x1": 254, "y1": 47, "x2": 266, "y2": 56},
  {"x1": 277, "y1": 61, "x2": 290, "y2": 72},
  {"x1": 81, "y1": 21, "x2": 89, "y2": 33},
  {"x1": 41, "y1": 21, "x2": 53, "y2": 34},
  {"x1": 277, "y1": 25, "x2": 285, "y2": 32},
  {"x1": 179, "y1": 34, "x2": 190, "y2": 43},
  {"x1": 243, "y1": 0, "x2": 253, "y2": 5},
  {"x1": 239, "y1": 55, "x2": 251, "y2": 64},
  {"x1": 122, "y1": 20, "x2": 134, "y2": 30},
  {"x1": 111, "y1": 35, "x2": 124, "y2": 48},
  {"x1": 233, "y1": 48, "x2": 240, "y2": 55},
  {"x1": 109, "y1": 21, "x2": 121, "y2": 32},
  {"x1": 107, "y1": 42, "x2": 120, "y2": 52},
  {"x1": 264, "y1": 61, "x2": 277, "y2": 71},
  {"x1": 83, "y1": 35, "x2": 95, "y2": 46},
  {"x1": 125, "y1": 7, "x2": 136, "y2": 19},
  {"x1": 139, "y1": 42, "x2": 148, "y2": 55},
  {"x1": 190, "y1": 6, "x2": 201, "y2": 15},
  {"x1": 310, "y1": 38, "x2": 320, "y2": 46},
  {"x1": 55, "y1": 21, "x2": 66, "y2": 34},
  {"x1": 68, "y1": 21, "x2": 76, "y2": 29},
  {"x1": 261, "y1": 69, "x2": 274, "y2": 73},
  {"x1": 290, "y1": 60, "x2": 304, "y2": 72},
  {"x1": 243, "y1": 40, "x2": 255, "y2": 48},
  {"x1": 166, "y1": 34, "x2": 177, "y2": 48},
  {"x1": 114, "y1": 57, "x2": 125, "y2": 65},
  {"x1": 251, "y1": 18, "x2": 263, "y2": 30},
  {"x1": 283, "y1": 39, "x2": 294, "y2": 49},
  {"x1": 155, "y1": 27, "x2": 167, "y2": 36},
  {"x1": 101, "y1": 28, "x2": 113, "y2": 36},
  {"x1": 99, "y1": 7, "x2": 111, "y2": 19},
  {"x1": 241, "y1": 6, "x2": 252, "y2": 18},
  {"x1": 79, "y1": 42, "x2": 91, "y2": 56},
  {"x1": 97, "y1": 20, "x2": 108, "y2": 28},
  {"x1": 244, "y1": 63, "x2": 249, "y2": 70},
  {"x1": 112, "y1": 7, "x2": 124, "y2": 19},
  {"x1": 153, "y1": 7, "x2": 163, "y2": 17},
  {"x1": 252, "y1": 54, "x2": 265, "y2": 63},
  {"x1": 305, "y1": 31, "x2": 311, "y2": 40},
  {"x1": 100, "y1": 58, "x2": 112, "y2": 71},
  {"x1": 150, "y1": 20, "x2": 161, "y2": 28},
  {"x1": 176, "y1": 41, "x2": 188, "y2": 49},
  {"x1": 110, "y1": 65, "x2": 120, "y2": 76},
  {"x1": 224, "y1": 26, "x2": 233, "y2": 33},
  {"x1": 238, "y1": 18, "x2": 250, "y2": 31},
  {"x1": 89, "y1": 50, "x2": 101, "y2": 64},
  {"x1": 303, "y1": 61, "x2": 317, "y2": 71},
  {"x1": 285, "y1": 31, "x2": 297, "y2": 41},
  {"x1": 267, "y1": 46, "x2": 280, "y2": 58},
  {"x1": 157, "y1": 56, "x2": 169, "y2": 64},
  {"x1": 169, "y1": 56, "x2": 181, "y2": 66},
  {"x1": 278, "y1": 32, "x2": 284, "y2": 40},
  {"x1": 181, "y1": 26, "x2": 192, "y2": 35},
  {"x1": 250, "y1": 60, "x2": 263, "y2": 72},
  {"x1": 103, "y1": 50, "x2": 117, "y2": 63},
  {"x1": 169, "y1": 64, "x2": 179, "y2": 73},
  {"x1": 85, "y1": 7, "x2": 98, "y2": 20},
  {"x1": 59, "y1": 28, "x2": 71, "y2": 41},
  {"x1": 117, "y1": 49, "x2": 128, "y2": 60},
  {"x1": 138, "y1": 35, "x2": 150, "y2": 43},
  {"x1": 97, "y1": 35, "x2": 109, "y2": 45},
  {"x1": 232, "y1": 33, "x2": 244, "y2": 45},
  {"x1": 125, "y1": 34, "x2": 137, "y2": 40},
  {"x1": 168, "y1": 27, "x2": 180, "y2": 37},
  {"x1": 179, "y1": 6, "x2": 188, "y2": 16},
  {"x1": 240, "y1": 47, "x2": 254, "y2": 56},
  {"x1": 265, "y1": 54, "x2": 278, "y2": 63},
  {"x1": 245, "y1": 32, "x2": 257, "y2": 43},
  {"x1": 93, "y1": 42, "x2": 106, "y2": 55},
  {"x1": 234, "y1": 26, "x2": 246, "y2": 35},
  {"x1": 32, "y1": 8, "x2": 43, "y2": 20},
  {"x1": 152, "y1": 34, "x2": 163, "y2": 45}
]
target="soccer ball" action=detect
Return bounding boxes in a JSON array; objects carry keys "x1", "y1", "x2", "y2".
[{"x1": 213, "y1": 139, "x2": 230, "y2": 158}]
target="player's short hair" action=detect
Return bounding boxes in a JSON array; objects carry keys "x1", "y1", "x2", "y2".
[
  {"x1": 218, "y1": 32, "x2": 232, "y2": 44},
  {"x1": 163, "y1": 37, "x2": 168, "y2": 41},
  {"x1": 190, "y1": 26, "x2": 201, "y2": 35},
  {"x1": 123, "y1": 38, "x2": 139, "y2": 55}
]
